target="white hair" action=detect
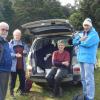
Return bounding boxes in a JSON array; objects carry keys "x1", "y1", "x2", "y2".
[
  {"x1": 83, "y1": 18, "x2": 92, "y2": 27},
  {"x1": 57, "y1": 40, "x2": 65, "y2": 45},
  {"x1": 13, "y1": 29, "x2": 21, "y2": 35},
  {"x1": 0, "y1": 22, "x2": 9, "y2": 29}
]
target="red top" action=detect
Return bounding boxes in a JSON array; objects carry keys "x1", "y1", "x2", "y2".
[
  {"x1": 14, "y1": 45, "x2": 24, "y2": 69},
  {"x1": 52, "y1": 50, "x2": 70, "y2": 67}
]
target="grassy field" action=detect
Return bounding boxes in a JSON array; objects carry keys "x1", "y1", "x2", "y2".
[{"x1": 6, "y1": 49, "x2": 100, "y2": 100}]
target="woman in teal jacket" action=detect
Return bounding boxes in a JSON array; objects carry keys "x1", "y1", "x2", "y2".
[{"x1": 73, "y1": 18, "x2": 99, "y2": 100}]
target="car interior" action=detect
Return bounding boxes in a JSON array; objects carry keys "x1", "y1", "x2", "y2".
[{"x1": 33, "y1": 35, "x2": 74, "y2": 74}]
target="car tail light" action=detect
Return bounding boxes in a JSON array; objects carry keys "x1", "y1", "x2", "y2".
[
  {"x1": 73, "y1": 67, "x2": 80, "y2": 75},
  {"x1": 73, "y1": 68, "x2": 80, "y2": 72}
]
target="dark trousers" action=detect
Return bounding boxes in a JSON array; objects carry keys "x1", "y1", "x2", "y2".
[
  {"x1": 10, "y1": 69, "x2": 25, "y2": 93},
  {"x1": 0, "y1": 72, "x2": 10, "y2": 100},
  {"x1": 46, "y1": 67, "x2": 68, "y2": 96}
]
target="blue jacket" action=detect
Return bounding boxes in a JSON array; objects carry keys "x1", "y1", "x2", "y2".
[
  {"x1": 0, "y1": 36, "x2": 12, "y2": 72},
  {"x1": 9, "y1": 39, "x2": 29, "y2": 72},
  {"x1": 73, "y1": 27, "x2": 100, "y2": 64}
]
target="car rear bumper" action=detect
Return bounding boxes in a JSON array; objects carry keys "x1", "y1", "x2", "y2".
[{"x1": 30, "y1": 73, "x2": 73, "y2": 83}]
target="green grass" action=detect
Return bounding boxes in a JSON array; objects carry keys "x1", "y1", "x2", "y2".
[
  {"x1": 97, "y1": 48, "x2": 100, "y2": 67},
  {"x1": 6, "y1": 49, "x2": 100, "y2": 100}
]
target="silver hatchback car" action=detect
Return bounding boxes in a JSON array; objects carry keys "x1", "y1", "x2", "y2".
[{"x1": 22, "y1": 19, "x2": 81, "y2": 85}]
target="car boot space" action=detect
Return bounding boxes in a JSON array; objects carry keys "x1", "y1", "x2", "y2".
[{"x1": 34, "y1": 36, "x2": 73, "y2": 76}]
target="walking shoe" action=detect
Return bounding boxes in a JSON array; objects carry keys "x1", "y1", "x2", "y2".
[
  {"x1": 20, "y1": 91, "x2": 27, "y2": 96},
  {"x1": 10, "y1": 91, "x2": 16, "y2": 99},
  {"x1": 10, "y1": 90, "x2": 14, "y2": 97}
]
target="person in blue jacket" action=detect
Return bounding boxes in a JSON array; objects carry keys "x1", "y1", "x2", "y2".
[
  {"x1": 0, "y1": 22, "x2": 12, "y2": 100},
  {"x1": 9, "y1": 29, "x2": 29, "y2": 97},
  {"x1": 73, "y1": 18, "x2": 100, "y2": 100}
]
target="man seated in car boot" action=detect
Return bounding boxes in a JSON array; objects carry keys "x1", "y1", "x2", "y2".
[{"x1": 46, "y1": 40, "x2": 70, "y2": 97}]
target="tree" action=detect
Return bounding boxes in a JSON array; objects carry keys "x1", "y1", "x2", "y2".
[
  {"x1": 69, "y1": 0, "x2": 100, "y2": 34},
  {"x1": 0, "y1": 0, "x2": 15, "y2": 35},
  {"x1": 69, "y1": 12, "x2": 83, "y2": 30},
  {"x1": 79, "y1": 0, "x2": 100, "y2": 33},
  {"x1": 0, "y1": 0, "x2": 74, "y2": 39},
  {"x1": 12, "y1": 0, "x2": 71, "y2": 26}
]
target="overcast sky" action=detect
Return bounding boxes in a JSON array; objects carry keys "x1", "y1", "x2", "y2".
[{"x1": 58, "y1": 0, "x2": 75, "y2": 6}]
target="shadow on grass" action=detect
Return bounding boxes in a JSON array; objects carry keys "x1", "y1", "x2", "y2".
[{"x1": 6, "y1": 80, "x2": 82, "y2": 100}]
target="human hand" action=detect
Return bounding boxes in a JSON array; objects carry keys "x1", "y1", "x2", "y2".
[
  {"x1": 44, "y1": 53, "x2": 51, "y2": 61},
  {"x1": 23, "y1": 50, "x2": 27, "y2": 54},
  {"x1": 16, "y1": 53, "x2": 22, "y2": 58},
  {"x1": 62, "y1": 61, "x2": 69, "y2": 66},
  {"x1": 80, "y1": 36, "x2": 88, "y2": 41}
]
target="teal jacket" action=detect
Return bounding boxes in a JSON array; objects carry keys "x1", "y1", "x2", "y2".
[{"x1": 73, "y1": 27, "x2": 100, "y2": 64}]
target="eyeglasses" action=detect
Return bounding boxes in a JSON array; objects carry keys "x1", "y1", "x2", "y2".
[
  {"x1": 1, "y1": 28, "x2": 9, "y2": 32},
  {"x1": 84, "y1": 24, "x2": 89, "y2": 26}
]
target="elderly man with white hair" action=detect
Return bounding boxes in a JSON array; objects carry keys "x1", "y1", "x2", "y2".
[
  {"x1": 9, "y1": 29, "x2": 29, "y2": 97},
  {"x1": 73, "y1": 18, "x2": 100, "y2": 100},
  {"x1": 0, "y1": 22, "x2": 12, "y2": 100}
]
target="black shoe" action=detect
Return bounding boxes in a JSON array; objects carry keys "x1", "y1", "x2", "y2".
[
  {"x1": 20, "y1": 91, "x2": 27, "y2": 96},
  {"x1": 73, "y1": 94, "x2": 86, "y2": 100},
  {"x1": 10, "y1": 90, "x2": 14, "y2": 96},
  {"x1": 16, "y1": 88, "x2": 21, "y2": 93},
  {"x1": 10, "y1": 91, "x2": 16, "y2": 99}
]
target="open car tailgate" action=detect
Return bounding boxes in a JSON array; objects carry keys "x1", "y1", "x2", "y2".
[{"x1": 21, "y1": 19, "x2": 73, "y2": 36}]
